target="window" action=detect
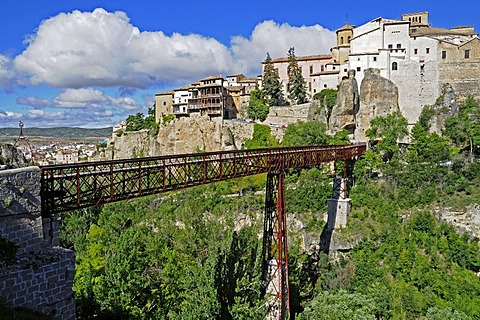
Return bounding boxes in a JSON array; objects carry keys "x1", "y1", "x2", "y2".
[
  {"x1": 340, "y1": 37, "x2": 344, "y2": 44},
  {"x1": 163, "y1": 102, "x2": 167, "y2": 106},
  {"x1": 397, "y1": 44, "x2": 401, "y2": 49},
  {"x1": 419, "y1": 16, "x2": 422, "y2": 23},
  {"x1": 442, "y1": 51, "x2": 447, "y2": 59},
  {"x1": 373, "y1": 57, "x2": 377, "y2": 62},
  {"x1": 344, "y1": 68, "x2": 347, "y2": 72},
  {"x1": 465, "y1": 49, "x2": 470, "y2": 58},
  {"x1": 348, "y1": 36, "x2": 351, "y2": 43},
  {"x1": 392, "y1": 62, "x2": 398, "y2": 70},
  {"x1": 414, "y1": 48, "x2": 418, "y2": 54},
  {"x1": 426, "y1": 48, "x2": 430, "y2": 54},
  {"x1": 356, "y1": 67, "x2": 361, "y2": 72},
  {"x1": 310, "y1": 65, "x2": 313, "y2": 74},
  {"x1": 324, "y1": 84, "x2": 327, "y2": 88},
  {"x1": 388, "y1": 44, "x2": 393, "y2": 49}
]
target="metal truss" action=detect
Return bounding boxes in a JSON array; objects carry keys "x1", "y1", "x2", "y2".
[
  {"x1": 261, "y1": 172, "x2": 289, "y2": 319},
  {"x1": 40, "y1": 143, "x2": 366, "y2": 215}
]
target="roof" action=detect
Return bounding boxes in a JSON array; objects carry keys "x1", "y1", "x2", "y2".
[
  {"x1": 226, "y1": 74, "x2": 245, "y2": 78},
  {"x1": 238, "y1": 78, "x2": 259, "y2": 83},
  {"x1": 155, "y1": 90, "x2": 174, "y2": 96},
  {"x1": 227, "y1": 86, "x2": 243, "y2": 92},
  {"x1": 173, "y1": 84, "x2": 194, "y2": 91},
  {"x1": 402, "y1": 11, "x2": 428, "y2": 17},
  {"x1": 411, "y1": 26, "x2": 477, "y2": 37},
  {"x1": 311, "y1": 70, "x2": 340, "y2": 76},
  {"x1": 199, "y1": 74, "x2": 224, "y2": 81},
  {"x1": 337, "y1": 22, "x2": 354, "y2": 32},
  {"x1": 268, "y1": 54, "x2": 332, "y2": 64}
]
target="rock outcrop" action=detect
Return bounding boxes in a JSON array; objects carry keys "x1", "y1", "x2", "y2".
[
  {"x1": 329, "y1": 70, "x2": 359, "y2": 133},
  {"x1": 0, "y1": 143, "x2": 28, "y2": 168},
  {"x1": 434, "y1": 204, "x2": 480, "y2": 240},
  {"x1": 428, "y1": 83, "x2": 458, "y2": 134},
  {"x1": 355, "y1": 68, "x2": 400, "y2": 141}
]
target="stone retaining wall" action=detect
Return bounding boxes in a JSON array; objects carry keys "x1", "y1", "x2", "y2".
[{"x1": 0, "y1": 167, "x2": 76, "y2": 319}]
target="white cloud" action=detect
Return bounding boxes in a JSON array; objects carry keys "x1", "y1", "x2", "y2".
[
  {"x1": 231, "y1": 20, "x2": 336, "y2": 75},
  {"x1": 18, "y1": 88, "x2": 143, "y2": 111},
  {"x1": 0, "y1": 55, "x2": 17, "y2": 92},
  {"x1": 13, "y1": 8, "x2": 336, "y2": 89},
  {"x1": 14, "y1": 8, "x2": 234, "y2": 88},
  {"x1": 0, "y1": 110, "x2": 22, "y2": 119}
]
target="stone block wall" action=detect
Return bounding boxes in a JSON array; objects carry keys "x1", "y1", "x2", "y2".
[
  {"x1": 0, "y1": 167, "x2": 76, "y2": 319},
  {"x1": 0, "y1": 167, "x2": 41, "y2": 215}
]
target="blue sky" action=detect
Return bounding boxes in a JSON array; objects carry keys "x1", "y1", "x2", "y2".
[{"x1": 0, "y1": 0, "x2": 479, "y2": 128}]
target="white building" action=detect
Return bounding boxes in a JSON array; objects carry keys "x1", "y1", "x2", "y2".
[{"x1": 267, "y1": 11, "x2": 480, "y2": 125}]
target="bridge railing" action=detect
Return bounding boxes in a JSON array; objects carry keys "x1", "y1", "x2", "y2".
[{"x1": 40, "y1": 144, "x2": 366, "y2": 215}]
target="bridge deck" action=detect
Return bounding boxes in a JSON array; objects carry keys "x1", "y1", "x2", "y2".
[{"x1": 40, "y1": 144, "x2": 366, "y2": 215}]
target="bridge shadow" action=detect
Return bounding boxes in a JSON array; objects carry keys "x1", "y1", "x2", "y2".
[{"x1": 319, "y1": 224, "x2": 333, "y2": 254}]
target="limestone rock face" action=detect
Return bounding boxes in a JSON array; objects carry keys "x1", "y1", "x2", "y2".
[
  {"x1": 329, "y1": 70, "x2": 359, "y2": 133},
  {"x1": 429, "y1": 83, "x2": 458, "y2": 134},
  {"x1": 307, "y1": 100, "x2": 328, "y2": 125},
  {"x1": 355, "y1": 68, "x2": 400, "y2": 141},
  {"x1": 112, "y1": 115, "x2": 223, "y2": 159},
  {"x1": 434, "y1": 204, "x2": 480, "y2": 240},
  {"x1": 0, "y1": 143, "x2": 28, "y2": 168}
]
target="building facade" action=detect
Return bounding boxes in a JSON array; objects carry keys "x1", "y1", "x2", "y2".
[
  {"x1": 154, "y1": 74, "x2": 260, "y2": 123},
  {"x1": 267, "y1": 11, "x2": 480, "y2": 124}
]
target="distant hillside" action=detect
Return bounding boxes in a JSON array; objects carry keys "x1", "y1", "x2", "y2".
[{"x1": 0, "y1": 127, "x2": 112, "y2": 141}]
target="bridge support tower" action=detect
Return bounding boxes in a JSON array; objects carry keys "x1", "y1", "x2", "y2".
[
  {"x1": 327, "y1": 177, "x2": 351, "y2": 230},
  {"x1": 261, "y1": 172, "x2": 290, "y2": 320}
]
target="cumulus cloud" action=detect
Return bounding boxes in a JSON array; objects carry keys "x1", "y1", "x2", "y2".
[
  {"x1": 0, "y1": 55, "x2": 17, "y2": 92},
  {"x1": 14, "y1": 8, "x2": 234, "y2": 88},
  {"x1": 14, "y1": 8, "x2": 335, "y2": 89},
  {"x1": 18, "y1": 88, "x2": 143, "y2": 111},
  {"x1": 231, "y1": 20, "x2": 336, "y2": 75},
  {"x1": 0, "y1": 110, "x2": 22, "y2": 119}
]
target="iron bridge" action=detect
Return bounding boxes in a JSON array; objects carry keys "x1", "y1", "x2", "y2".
[
  {"x1": 39, "y1": 143, "x2": 366, "y2": 319},
  {"x1": 40, "y1": 144, "x2": 366, "y2": 215}
]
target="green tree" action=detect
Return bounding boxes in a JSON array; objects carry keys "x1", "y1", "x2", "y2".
[
  {"x1": 247, "y1": 88, "x2": 269, "y2": 121},
  {"x1": 262, "y1": 53, "x2": 284, "y2": 107},
  {"x1": 244, "y1": 124, "x2": 278, "y2": 148},
  {"x1": 282, "y1": 120, "x2": 329, "y2": 147},
  {"x1": 444, "y1": 96, "x2": 480, "y2": 156},
  {"x1": 313, "y1": 89, "x2": 337, "y2": 120},
  {"x1": 125, "y1": 105, "x2": 157, "y2": 132},
  {"x1": 298, "y1": 290, "x2": 378, "y2": 320},
  {"x1": 287, "y1": 47, "x2": 308, "y2": 105},
  {"x1": 366, "y1": 112, "x2": 408, "y2": 162}
]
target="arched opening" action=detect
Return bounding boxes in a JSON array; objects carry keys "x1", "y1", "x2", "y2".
[{"x1": 392, "y1": 62, "x2": 398, "y2": 70}]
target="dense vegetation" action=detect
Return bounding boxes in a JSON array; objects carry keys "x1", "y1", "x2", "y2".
[
  {"x1": 124, "y1": 106, "x2": 159, "y2": 135},
  {"x1": 60, "y1": 99, "x2": 480, "y2": 319}
]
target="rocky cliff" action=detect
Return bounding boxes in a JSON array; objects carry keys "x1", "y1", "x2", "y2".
[
  {"x1": 110, "y1": 115, "x2": 262, "y2": 159},
  {"x1": 428, "y1": 83, "x2": 458, "y2": 135},
  {"x1": 355, "y1": 68, "x2": 400, "y2": 141},
  {"x1": 0, "y1": 143, "x2": 28, "y2": 168},
  {"x1": 329, "y1": 70, "x2": 359, "y2": 133}
]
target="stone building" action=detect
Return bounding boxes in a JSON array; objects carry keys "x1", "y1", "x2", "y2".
[
  {"x1": 154, "y1": 74, "x2": 260, "y2": 123},
  {"x1": 266, "y1": 11, "x2": 480, "y2": 125},
  {"x1": 264, "y1": 55, "x2": 332, "y2": 99}
]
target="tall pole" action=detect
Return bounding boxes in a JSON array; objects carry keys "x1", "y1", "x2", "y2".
[{"x1": 261, "y1": 172, "x2": 290, "y2": 319}]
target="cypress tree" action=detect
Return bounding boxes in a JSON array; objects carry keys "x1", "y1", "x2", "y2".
[
  {"x1": 261, "y1": 53, "x2": 284, "y2": 106},
  {"x1": 287, "y1": 47, "x2": 308, "y2": 105}
]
